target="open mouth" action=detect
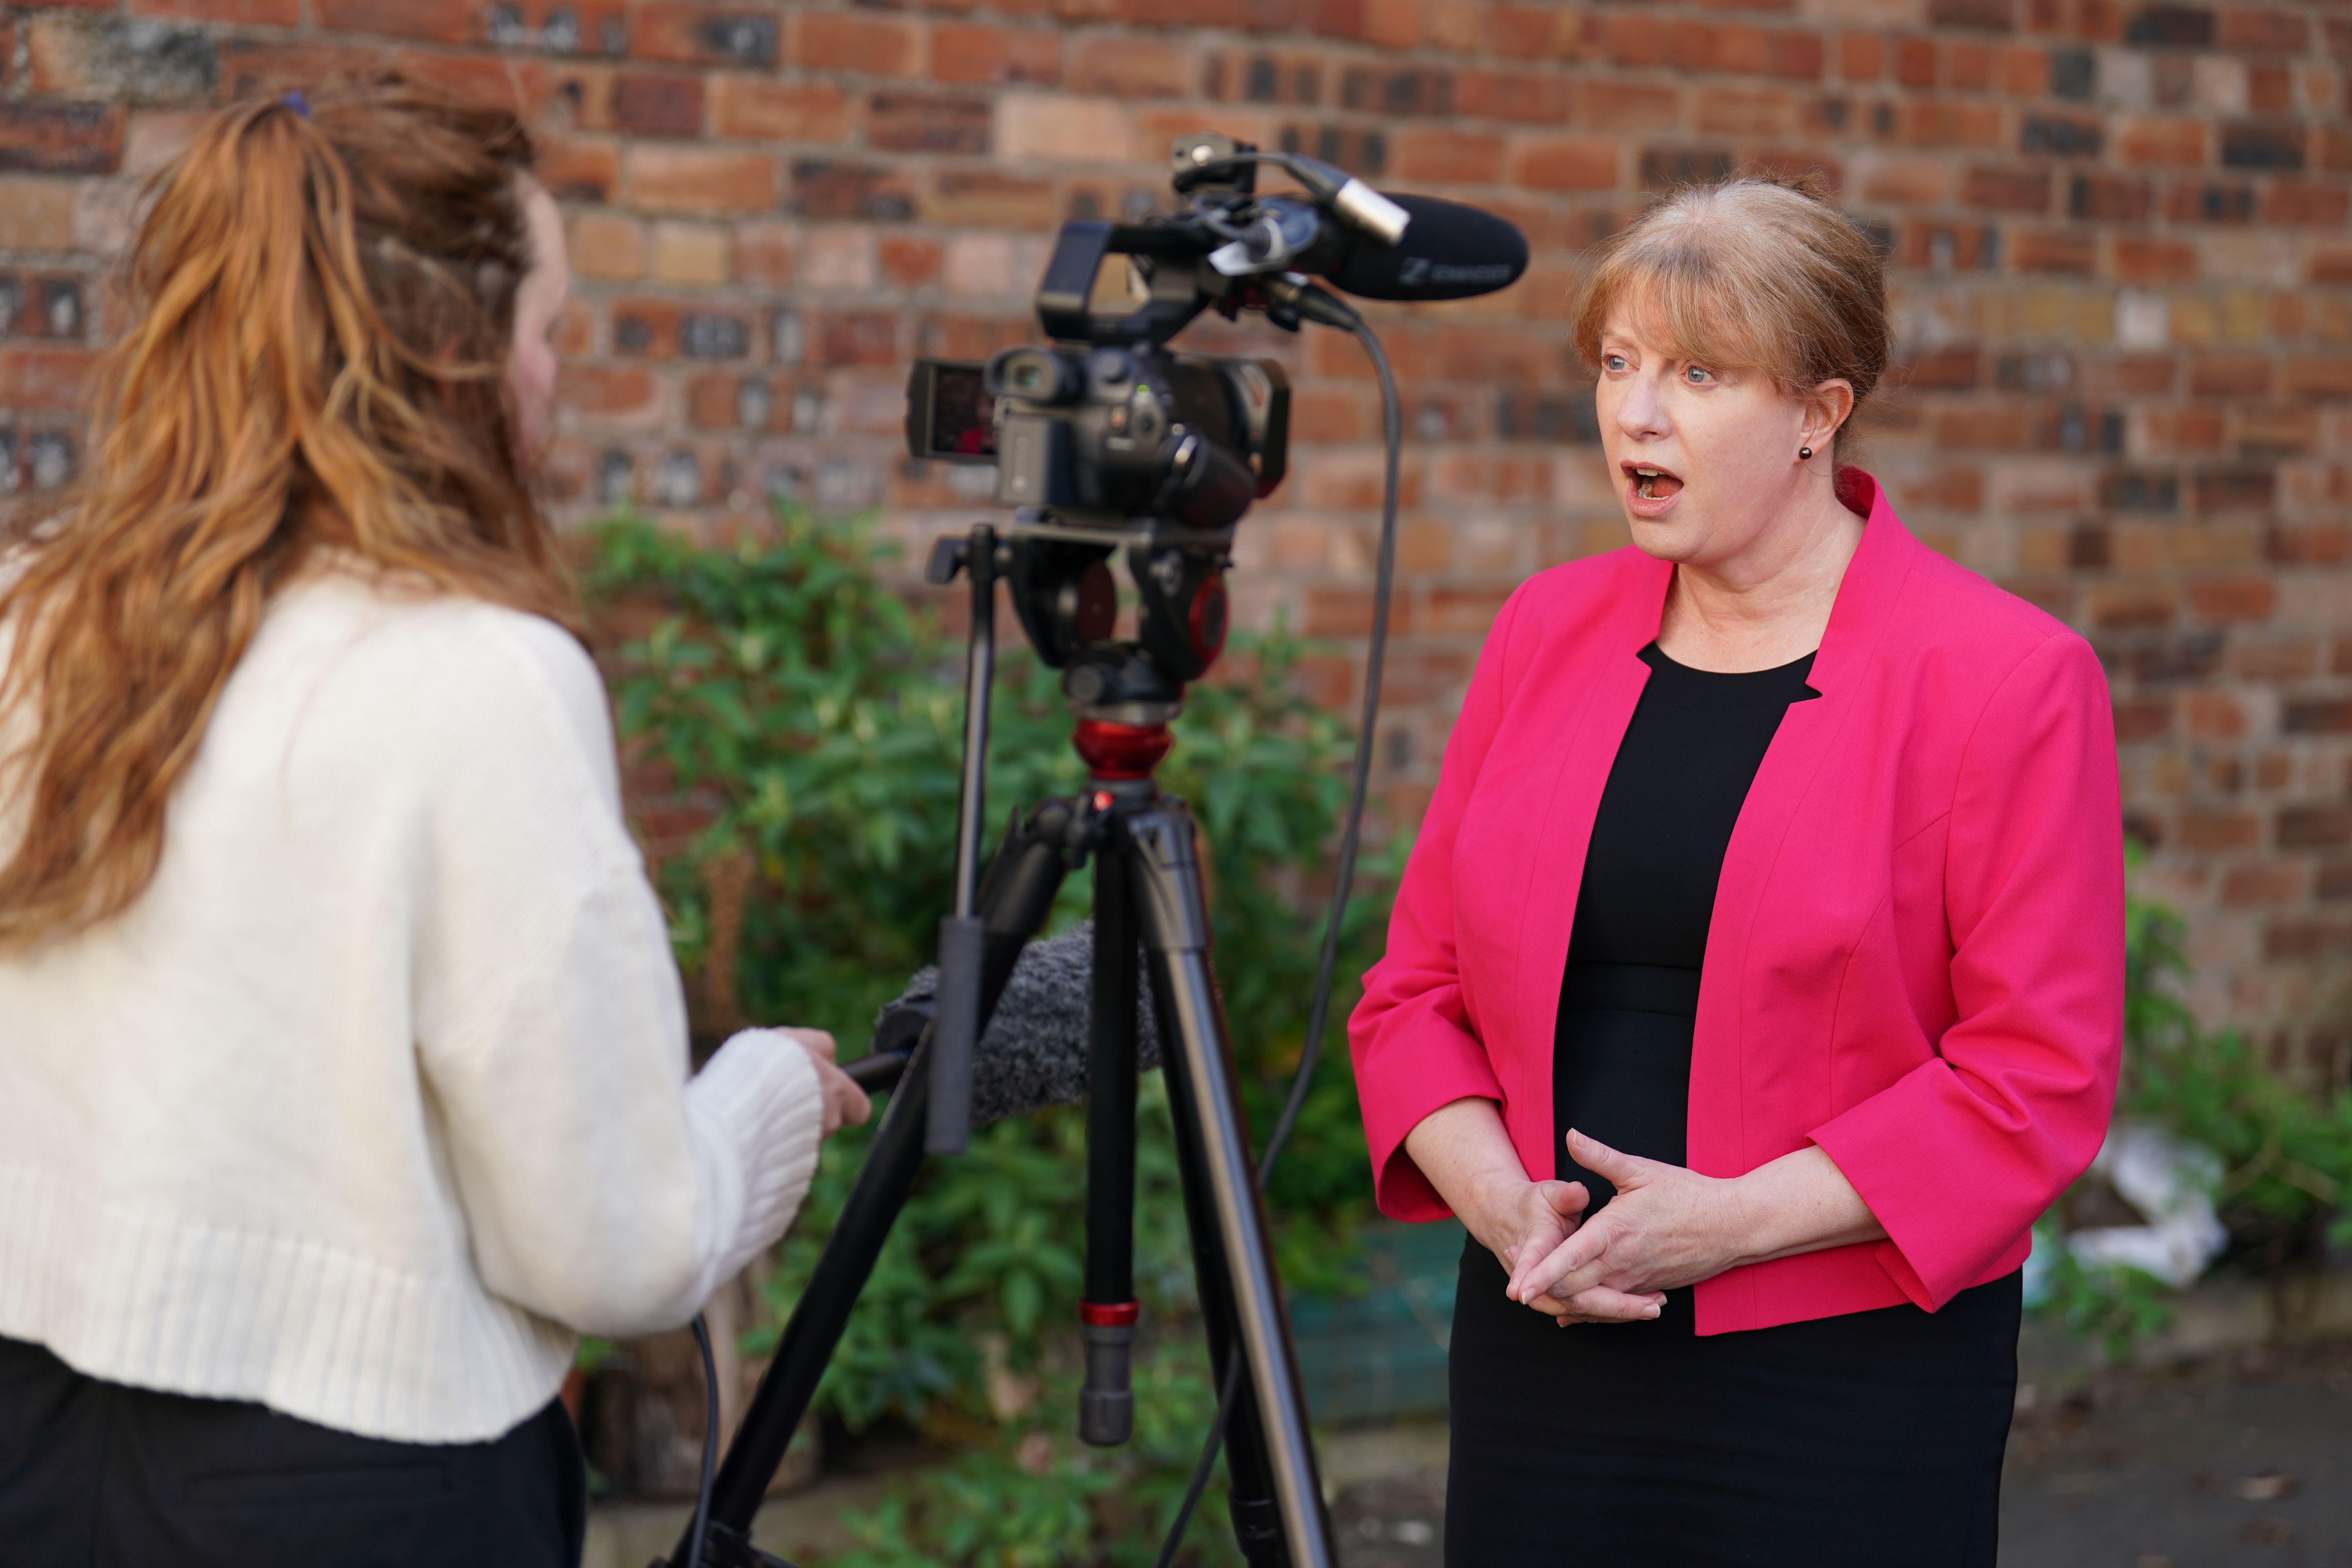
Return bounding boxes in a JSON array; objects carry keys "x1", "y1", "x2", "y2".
[{"x1": 1623, "y1": 462, "x2": 1685, "y2": 502}]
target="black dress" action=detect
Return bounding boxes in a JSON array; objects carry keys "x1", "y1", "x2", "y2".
[{"x1": 1445, "y1": 643, "x2": 2021, "y2": 1568}]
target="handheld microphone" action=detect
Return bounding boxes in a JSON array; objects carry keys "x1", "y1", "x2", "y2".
[
  {"x1": 861, "y1": 923, "x2": 1160, "y2": 1128},
  {"x1": 1209, "y1": 192, "x2": 1529, "y2": 303}
]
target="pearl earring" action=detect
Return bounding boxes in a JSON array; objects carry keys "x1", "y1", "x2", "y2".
[{"x1": 1798, "y1": 446, "x2": 1813, "y2": 460}]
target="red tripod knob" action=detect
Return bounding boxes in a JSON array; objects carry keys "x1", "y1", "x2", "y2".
[{"x1": 1073, "y1": 719, "x2": 1173, "y2": 780}]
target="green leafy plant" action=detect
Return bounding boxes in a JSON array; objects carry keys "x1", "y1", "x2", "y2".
[
  {"x1": 2117, "y1": 863, "x2": 2352, "y2": 1263},
  {"x1": 584, "y1": 504, "x2": 1397, "y2": 1563},
  {"x1": 2032, "y1": 1228, "x2": 2176, "y2": 1363},
  {"x1": 2035, "y1": 848, "x2": 2352, "y2": 1354}
]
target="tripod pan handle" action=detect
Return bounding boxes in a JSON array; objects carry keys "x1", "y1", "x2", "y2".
[{"x1": 925, "y1": 915, "x2": 986, "y2": 1154}]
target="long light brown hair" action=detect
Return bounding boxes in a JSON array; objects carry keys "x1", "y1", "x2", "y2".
[{"x1": 0, "y1": 77, "x2": 575, "y2": 947}]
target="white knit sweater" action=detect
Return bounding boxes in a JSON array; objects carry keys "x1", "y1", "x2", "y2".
[{"x1": 0, "y1": 564, "x2": 826, "y2": 1443}]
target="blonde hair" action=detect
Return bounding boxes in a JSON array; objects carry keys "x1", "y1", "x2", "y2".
[
  {"x1": 1572, "y1": 172, "x2": 1888, "y2": 438},
  {"x1": 0, "y1": 76, "x2": 573, "y2": 948}
]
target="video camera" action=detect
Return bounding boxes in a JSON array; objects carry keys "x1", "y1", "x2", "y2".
[{"x1": 902, "y1": 131, "x2": 1526, "y2": 701}]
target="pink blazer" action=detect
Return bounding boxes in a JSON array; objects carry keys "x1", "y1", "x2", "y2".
[{"x1": 1348, "y1": 471, "x2": 2123, "y2": 1334}]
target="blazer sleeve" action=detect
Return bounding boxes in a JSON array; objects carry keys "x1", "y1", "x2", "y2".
[
  {"x1": 1348, "y1": 586, "x2": 1525, "y2": 1221},
  {"x1": 1809, "y1": 633, "x2": 2124, "y2": 1310}
]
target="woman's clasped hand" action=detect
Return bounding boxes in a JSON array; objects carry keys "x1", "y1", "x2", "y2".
[
  {"x1": 1501, "y1": 1130, "x2": 1743, "y2": 1322},
  {"x1": 1499, "y1": 1129, "x2": 1889, "y2": 1324},
  {"x1": 1459, "y1": 1159, "x2": 1666, "y2": 1325}
]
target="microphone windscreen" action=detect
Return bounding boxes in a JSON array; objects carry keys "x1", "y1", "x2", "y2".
[
  {"x1": 1326, "y1": 193, "x2": 1530, "y2": 302},
  {"x1": 878, "y1": 923, "x2": 1158, "y2": 1128}
]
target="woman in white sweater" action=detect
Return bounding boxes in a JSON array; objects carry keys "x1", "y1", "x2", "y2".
[{"x1": 0, "y1": 80, "x2": 865, "y2": 1564}]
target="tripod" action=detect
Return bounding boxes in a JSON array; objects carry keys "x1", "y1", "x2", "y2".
[{"x1": 662, "y1": 517, "x2": 1336, "y2": 1568}]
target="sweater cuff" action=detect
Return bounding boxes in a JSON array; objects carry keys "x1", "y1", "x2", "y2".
[{"x1": 681, "y1": 1031, "x2": 827, "y2": 1308}]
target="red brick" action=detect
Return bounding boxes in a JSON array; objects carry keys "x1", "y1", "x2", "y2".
[
  {"x1": 2217, "y1": 8, "x2": 2307, "y2": 51},
  {"x1": 2113, "y1": 236, "x2": 2197, "y2": 283},
  {"x1": 621, "y1": 146, "x2": 777, "y2": 214},
  {"x1": 813, "y1": 310, "x2": 898, "y2": 367},
  {"x1": 218, "y1": 39, "x2": 384, "y2": 100},
  {"x1": 794, "y1": 158, "x2": 918, "y2": 221},
  {"x1": 2282, "y1": 358, "x2": 2352, "y2": 399},
  {"x1": 2189, "y1": 354, "x2": 2269, "y2": 396},
  {"x1": 1699, "y1": 87, "x2": 1796, "y2": 135},
  {"x1": 2090, "y1": 585, "x2": 2177, "y2": 627},
  {"x1": 794, "y1": 11, "x2": 920, "y2": 77},
  {"x1": 131, "y1": 0, "x2": 303, "y2": 20},
  {"x1": 1452, "y1": 68, "x2": 1574, "y2": 123},
  {"x1": 1069, "y1": 36, "x2": 1191, "y2": 97},
  {"x1": 2279, "y1": 806, "x2": 2352, "y2": 851},
  {"x1": 2188, "y1": 578, "x2": 2276, "y2": 620},
  {"x1": 1901, "y1": 100, "x2": 2004, "y2": 148},
  {"x1": 2118, "y1": 117, "x2": 2207, "y2": 166},
  {"x1": 1838, "y1": 32, "x2": 1882, "y2": 81},
  {"x1": 1509, "y1": 136, "x2": 1618, "y2": 191},
  {"x1": 709, "y1": 77, "x2": 850, "y2": 143},
  {"x1": 1773, "y1": 32, "x2": 1824, "y2": 80},
  {"x1": 1391, "y1": 128, "x2": 1504, "y2": 184},
  {"x1": 866, "y1": 93, "x2": 991, "y2": 154},
  {"x1": 930, "y1": 24, "x2": 1060, "y2": 87},
  {"x1": 879, "y1": 234, "x2": 943, "y2": 288},
  {"x1": 731, "y1": 221, "x2": 791, "y2": 288},
  {"x1": 635, "y1": 6, "x2": 782, "y2": 67},
  {"x1": 929, "y1": 169, "x2": 1055, "y2": 227},
  {"x1": 2010, "y1": 229, "x2": 2096, "y2": 274},
  {"x1": 2178, "y1": 809, "x2": 2260, "y2": 850},
  {"x1": 314, "y1": 0, "x2": 474, "y2": 42},
  {"x1": 2221, "y1": 864, "x2": 2302, "y2": 907},
  {"x1": 2264, "y1": 182, "x2": 2350, "y2": 225},
  {"x1": 1493, "y1": 4, "x2": 1570, "y2": 60},
  {"x1": 1961, "y1": 164, "x2": 2051, "y2": 211},
  {"x1": 1574, "y1": 80, "x2": 1681, "y2": 131},
  {"x1": 1946, "y1": 40, "x2": 1994, "y2": 90},
  {"x1": 0, "y1": 346, "x2": 95, "y2": 410},
  {"x1": 612, "y1": 72, "x2": 704, "y2": 137},
  {"x1": 560, "y1": 365, "x2": 659, "y2": 421},
  {"x1": 1896, "y1": 38, "x2": 1935, "y2": 89},
  {"x1": 0, "y1": 103, "x2": 122, "y2": 176},
  {"x1": 536, "y1": 139, "x2": 619, "y2": 203},
  {"x1": 1999, "y1": 45, "x2": 2047, "y2": 94},
  {"x1": 2247, "y1": 64, "x2": 2291, "y2": 114}
]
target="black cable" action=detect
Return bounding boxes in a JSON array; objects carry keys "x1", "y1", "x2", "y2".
[
  {"x1": 684, "y1": 1313, "x2": 720, "y2": 1568},
  {"x1": 1263, "y1": 310, "x2": 1396, "y2": 1183},
  {"x1": 1153, "y1": 307, "x2": 1401, "y2": 1568}
]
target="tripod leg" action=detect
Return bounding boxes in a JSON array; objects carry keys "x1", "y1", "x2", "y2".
[
  {"x1": 681, "y1": 800, "x2": 1077, "y2": 1564},
  {"x1": 1079, "y1": 840, "x2": 1140, "y2": 1446},
  {"x1": 1123, "y1": 802, "x2": 1335, "y2": 1568}
]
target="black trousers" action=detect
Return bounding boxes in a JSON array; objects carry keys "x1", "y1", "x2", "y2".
[{"x1": 0, "y1": 1335, "x2": 586, "y2": 1568}]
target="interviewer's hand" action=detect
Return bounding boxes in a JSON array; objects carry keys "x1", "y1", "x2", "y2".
[{"x1": 773, "y1": 1027, "x2": 871, "y2": 1136}]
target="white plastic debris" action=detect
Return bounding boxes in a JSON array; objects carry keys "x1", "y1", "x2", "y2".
[{"x1": 2063, "y1": 1120, "x2": 2229, "y2": 1289}]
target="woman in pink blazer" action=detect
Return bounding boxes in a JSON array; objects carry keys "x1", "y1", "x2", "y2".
[{"x1": 1348, "y1": 174, "x2": 2122, "y2": 1565}]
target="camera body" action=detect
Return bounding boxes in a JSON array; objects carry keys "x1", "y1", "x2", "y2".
[{"x1": 907, "y1": 344, "x2": 1287, "y2": 534}]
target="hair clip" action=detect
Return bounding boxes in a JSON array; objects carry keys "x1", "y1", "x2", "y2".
[{"x1": 281, "y1": 91, "x2": 311, "y2": 120}]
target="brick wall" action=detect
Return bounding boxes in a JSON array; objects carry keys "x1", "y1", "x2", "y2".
[{"x1": 1, "y1": 0, "x2": 2348, "y2": 1081}]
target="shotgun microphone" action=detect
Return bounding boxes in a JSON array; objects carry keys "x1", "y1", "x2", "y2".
[{"x1": 1208, "y1": 191, "x2": 1530, "y2": 303}]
